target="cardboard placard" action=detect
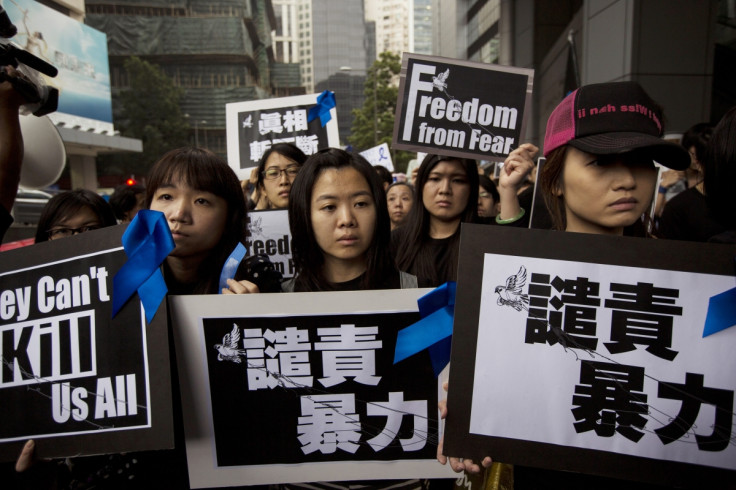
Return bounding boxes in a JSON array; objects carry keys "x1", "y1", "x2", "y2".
[
  {"x1": 245, "y1": 209, "x2": 295, "y2": 279},
  {"x1": 0, "y1": 226, "x2": 174, "y2": 462},
  {"x1": 444, "y1": 224, "x2": 736, "y2": 486},
  {"x1": 393, "y1": 53, "x2": 533, "y2": 162},
  {"x1": 226, "y1": 93, "x2": 340, "y2": 180},
  {"x1": 169, "y1": 289, "x2": 456, "y2": 488},
  {"x1": 360, "y1": 143, "x2": 395, "y2": 172}
]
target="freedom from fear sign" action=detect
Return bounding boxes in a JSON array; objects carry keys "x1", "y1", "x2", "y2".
[
  {"x1": 392, "y1": 53, "x2": 533, "y2": 162},
  {"x1": 170, "y1": 290, "x2": 455, "y2": 488},
  {"x1": 246, "y1": 209, "x2": 295, "y2": 279},
  {"x1": 0, "y1": 226, "x2": 173, "y2": 462},
  {"x1": 444, "y1": 224, "x2": 736, "y2": 486}
]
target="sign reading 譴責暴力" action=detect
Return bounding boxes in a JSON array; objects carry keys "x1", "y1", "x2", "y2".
[
  {"x1": 169, "y1": 289, "x2": 455, "y2": 488},
  {"x1": 0, "y1": 226, "x2": 174, "y2": 462},
  {"x1": 444, "y1": 224, "x2": 736, "y2": 486},
  {"x1": 392, "y1": 53, "x2": 533, "y2": 162}
]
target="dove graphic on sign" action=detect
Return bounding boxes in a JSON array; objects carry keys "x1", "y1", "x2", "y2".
[
  {"x1": 495, "y1": 266, "x2": 530, "y2": 312},
  {"x1": 215, "y1": 324, "x2": 246, "y2": 363}
]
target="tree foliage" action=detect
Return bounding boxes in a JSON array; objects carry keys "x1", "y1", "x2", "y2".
[
  {"x1": 349, "y1": 52, "x2": 413, "y2": 174},
  {"x1": 99, "y1": 57, "x2": 190, "y2": 180}
]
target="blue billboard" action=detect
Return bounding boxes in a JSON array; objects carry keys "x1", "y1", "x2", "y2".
[{"x1": 5, "y1": 0, "x2": 113, "y2": 132}]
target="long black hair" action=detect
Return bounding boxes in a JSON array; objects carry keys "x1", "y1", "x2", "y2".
[
  {"x1": 35, "y1": 189, "x2": 117, "y2": 243},
  {"x1": 393, "y1": 154, "x2": 479, "y2": 285},
  {"x1": 288, "y1": 148, "x2": 398, "y2": 291},
  {"x1": 704, "y1": 106, "x2": 736, "y2": 230},
  {"x1": 146, "y1": 147, "x2": 247, "y2": 294}
]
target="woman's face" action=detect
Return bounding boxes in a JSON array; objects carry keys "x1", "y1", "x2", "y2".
[
  {"x1": 261, "y1": 152, "x2": 300, "y2": 209},
  {"x1": 560, "y1": 147, "x2": 657, "y2": 235},
  {"x1": 422, "y1": 160, "x2": 470, "y2": 223},
  {"x1": 150, "y1": 177, "x2": 228, "y2": 260},
  {"x1": 386, "y1": 184, "x2": 413, "y2": 228},
  {"x1": 46, "y1": 205, "x2": 102, "y2": 240},
  {"x1": 477, "y1": 186, "x2": 498, "y2": 218},
  {"x1": 310, "y1": 167, "x2": 376, "y2": 270}
]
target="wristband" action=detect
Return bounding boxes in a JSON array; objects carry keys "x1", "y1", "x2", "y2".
[
  {"x1": 495, "y1": 207, "x2": 526, "y2": 225},
  {"x1": 658, "y1": 185, "x2": 668, "y2": 194}
]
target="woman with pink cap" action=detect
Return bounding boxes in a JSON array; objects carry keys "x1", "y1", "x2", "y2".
[
  {"x1": 538, "y1": 81, "x2": 690, "y2": 236},
  {"x1": 438, "y1": 81, "x2": 691, "y2": 479}
]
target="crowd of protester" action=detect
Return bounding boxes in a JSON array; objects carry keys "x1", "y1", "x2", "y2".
[{"x1": 1, "y1": 61, "x2": 735, "y2": 490}]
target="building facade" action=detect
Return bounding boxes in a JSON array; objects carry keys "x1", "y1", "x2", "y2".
[
  {"x1": 86, "y1": 0, "x2": 303, "y2": 156},
  {"x1": 310, "y1": 0, "x2": 369, "y2": 143}
]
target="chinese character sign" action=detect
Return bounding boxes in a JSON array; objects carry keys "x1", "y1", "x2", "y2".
[
  {"x1": 226, "y1": 94, "x2": 340, "y2": 180},
  {"x1": 444, "y1": 224, "x2": 736, "y2": 485},
  {"x1": 392, "y1": 54, "x2": 533, "y2": 162},
  {"x1": 169, "y1": 290, "x2": 454, "y2": 488},
  {"x1": 0, "y1": 227, "x2": 174, "y2": 462}
]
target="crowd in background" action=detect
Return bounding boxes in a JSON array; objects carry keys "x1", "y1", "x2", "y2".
[{"x1": 2, "y1": 63, "x2": 736, "y2": 489}]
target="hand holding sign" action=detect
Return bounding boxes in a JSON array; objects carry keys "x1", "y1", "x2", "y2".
[
  {"x1": 436, "y1": 382, "x2": 493, "y2": 474},
  {"x1": 499, "y1": 143, "x2": 537, "y2": 189},
  {"x1": 497, "y1": 143, "x2": 538, "y2": 222}
]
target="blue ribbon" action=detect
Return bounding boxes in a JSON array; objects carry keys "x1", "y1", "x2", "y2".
[
  {"x1": 112, "y1": 210, "x2": 174, "y2": 323},
  {"x1": 307, "y1": 90, "x2": 336, "y2": 127},
  {"x1": 394, "y1": 282, "x2": 456, "y2": 377},
  {"x1": 702, "y1": 287, "x2": 736, "y2": 337},
  {"x1": 378, "y1": 146, "x2": 388, "y2": 161},
  {"x1": 218, "y1": 242, "x2": 247, "y2": 293}
]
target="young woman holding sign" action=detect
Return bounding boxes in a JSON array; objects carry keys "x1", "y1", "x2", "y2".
[
  {"x1": 285, "y1": 147, "x2": 415, "y2": 291},
  {"x1": 15, "y1": 148, "x2": 283, "y2": 488},
  {"x1": 146, "y1": 146, "x2": 283, "y2": 294},
  {"x1": 538, "y1": 81, "x2": 690, "y2": 237},
  {"x1": 437, "y1": 82, "x2": 691, "y2": 485}
]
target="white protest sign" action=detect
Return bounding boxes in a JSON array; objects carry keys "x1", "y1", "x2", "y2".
[
  {"x1": 360, "y1": 143, "x2": 394, "y2": 171},
  {"x1": 245, "y1": 209, "x2": 294, "y2": 279},
  {"x1": 445, "y1": 224, "x2": 736, "y2": 486}
]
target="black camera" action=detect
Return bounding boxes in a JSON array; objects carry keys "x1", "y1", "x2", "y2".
[{"x1": 0, "y1": 6, "x2": 59, "y2": 117}]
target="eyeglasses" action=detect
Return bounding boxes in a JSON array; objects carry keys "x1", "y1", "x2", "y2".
[
  {"x1": 47, "y1": 224, "x2": 101, "y2": 240},
  {"x1": 262, "y1": 166, "x2": 300, "y2": 180}
]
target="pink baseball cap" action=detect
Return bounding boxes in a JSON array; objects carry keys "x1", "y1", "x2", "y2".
[{"x1": 543, "y1": 81, "x2": 689, "y2": 170}]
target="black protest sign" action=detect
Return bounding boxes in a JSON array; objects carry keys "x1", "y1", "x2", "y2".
[
  {"x1": 444, "y1": 224, "x2": 736, "y2": 486},
  {"x1": 170, "y1": 290, "x2": 454, "y2": 487},
  {"x1": 246, "y1": 209, "x2": 295, "y2": 279},
  {"x1": 0, "y1": 226, "x2": 174, "y2": 462},
  {"x1": 226, "y1": 93, "x2": 340, "y2": 180},
  {"x1": 393, "y1": 53, "x2": 533, "y2": 162}
]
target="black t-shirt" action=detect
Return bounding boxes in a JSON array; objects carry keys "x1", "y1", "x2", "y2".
[
  {"x1": 658, "y1": 187, "x2": 726, "y2": 242},
  {"x1": 391, "y1": 229, "x2": 456, "y2": 288}
]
